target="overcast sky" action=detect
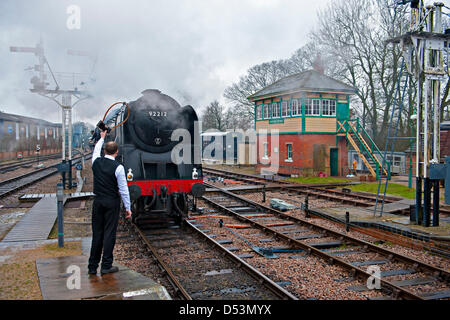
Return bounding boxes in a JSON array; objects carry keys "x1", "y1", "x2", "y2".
[{"x1": 0, "y1": 0, "x2": 331, "y2": 125}]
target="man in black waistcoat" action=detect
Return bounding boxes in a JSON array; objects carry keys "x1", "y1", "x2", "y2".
[{"x1": 88, "y1": 130, "x2": 132, "y2": 275}]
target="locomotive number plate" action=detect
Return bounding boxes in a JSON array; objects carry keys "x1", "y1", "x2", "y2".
[{"x1": 149, "y1": 111, "x2": 168, "y2": 117}]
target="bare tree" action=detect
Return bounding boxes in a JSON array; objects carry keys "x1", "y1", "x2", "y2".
[
  {"x1": 223, "y1": 41, "x2": 350, "y2": 126},
  {"x1": 223, "y1": 105, "x2": 253, "y2": 131},
  {"x1": 223, "y1": 58, "x2": 306, "y2": 119},
  {"x1": 442, "y1": 80, "x2": 450, "y2": 121},
  {"x1": 201, "y1": 100, "x2": 226, "y2": 131},
  {"x1": 223, "y1": 0, "x2": 448, "y2": 145},
  {"x1": 312, "y1": 0, "x2": 411, "y2": 144}
]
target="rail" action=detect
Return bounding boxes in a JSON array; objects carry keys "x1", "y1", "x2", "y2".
[
  {"x1": 128, "y1": 213, "x2": 296, "y2": 300},
  {"x1": 203, "y1": 182, "x2": 450, "y2": 299}
]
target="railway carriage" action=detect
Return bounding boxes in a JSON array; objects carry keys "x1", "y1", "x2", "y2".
[{"x1": 201, "y1": 131, "x2": 238, "y2": 164}]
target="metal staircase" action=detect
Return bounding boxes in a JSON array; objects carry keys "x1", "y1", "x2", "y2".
[{"x1": 337, "y1": 119, "x2": 389, "y2": 180}]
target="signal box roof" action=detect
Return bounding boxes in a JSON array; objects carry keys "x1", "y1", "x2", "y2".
[{"x1": 247, "y1": 70, "x2": 357, "y2": 101}]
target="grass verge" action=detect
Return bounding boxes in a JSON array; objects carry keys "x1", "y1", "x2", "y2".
[
  {"x1": 347, "y1": 183, "x2": 415, "y2": 199},
  {"x1": 0, "y1": 241, "x2": 81, "y2": 300}
]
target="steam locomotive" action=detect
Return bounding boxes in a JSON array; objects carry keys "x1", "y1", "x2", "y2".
[{"x1": 97, "y1": 89, "x2": 205, "y2": 226}]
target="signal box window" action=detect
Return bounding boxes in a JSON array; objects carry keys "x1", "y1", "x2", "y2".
[
  {"x1": 281, "y1": 101, "x2": 289, "y2": 117},
  {"x1": 256, "y1": 105, "x2": 263, "y2": 120},
  {"x1": 292, "y1": 99, "x2": 300, "y2": 116},
  {"x1": 272, "y1": 102, "x2": 280, "y2": 118},
  {"x1": 305, "y1": 99, "x2": 320, "y2": 116},
  {"x1": 263, "y1": 104, "x2": 270, "y2": 119},
  {"x1": 322, "y1": 100, "x2": 336, "y2": 116}
]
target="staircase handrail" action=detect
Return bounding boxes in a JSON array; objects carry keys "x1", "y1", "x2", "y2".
[
  {"x1": 348, "y1": 119, "x2": 390, "y2": 176},
  {"x1": 355, "y1": 121, "x2": 383, "y2": 159},
  {"x1": 347, "y1": 121, "x2": 379, "y2": 167}
]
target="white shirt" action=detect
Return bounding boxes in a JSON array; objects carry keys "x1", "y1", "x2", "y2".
[{"x1": 92, "y1": 138, "x2": 131, "y2": 211}]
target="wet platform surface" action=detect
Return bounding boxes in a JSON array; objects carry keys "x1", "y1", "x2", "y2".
[
  {"x1": 19, "y1": 192, "x2": 94, "y2": 202},
  {"x1": 2, "y1": 197, "x2": 57, "y2": 242},
  {"x1": 36, "y1": 255, "x2": 171, "y2": 300},
  {"x1": 366, "y1": 199, "x2": 414, "y2": 213}
]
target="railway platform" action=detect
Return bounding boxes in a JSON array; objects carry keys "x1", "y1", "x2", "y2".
[
  {"x1": 1, "y1": 193, "x2": 172, "y2": 300},
  {"x1": 2, "y1": 197, "x2": 58, "y2": 242},
  {"x1": 36, "y1": 237, "x2": 172, "y2": 300},
  {"x1": 2, "y1": 192, "x2": 93, "y2": 243},
  {"x1": 19, "y1": 192, "x2": 94, "y2": 202}
]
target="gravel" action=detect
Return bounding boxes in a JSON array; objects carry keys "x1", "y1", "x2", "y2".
[
  {"x1": 199, "y1": 189, "x2": 450, "y2": 299},
  {"x1": 113, "y1": 229, "x2": 177, "y2": 298},
  {"x1": 238, "y1": 191, "x2": 450, "y2": 270},
  {"x1": 0, "y1": 157, "x2": 61, "y2": 182},
  {"x1": 190, "y1": 211, "x2": 386, "y2": 300}
]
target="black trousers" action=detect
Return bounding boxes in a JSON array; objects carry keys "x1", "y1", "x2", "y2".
[{"x1": 88, "y1": 197, "x2": 120, "y2": 270}]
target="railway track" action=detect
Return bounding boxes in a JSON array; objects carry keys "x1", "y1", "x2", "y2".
[
  {"x1": 291, "y1": 186, "x2": 450, "y2": 217},
  {"x1": 282, "y1": 186, "x2": 397, "y2": 208},
  {"x1": 203, "y1": 167, "x2": 290, "y2": 185},
  {"x1": 0, "y1": 155, "x2": 90, "y2": 199},
  {"x1": 200, "y1": 183, "x2": 450, "y2": 300},
  {"x1": 204, "y1": 167, "x2": 390, "y2": 208},
  {"x1": 123, "y1": 219, "x2": 296, "y2": 300},
  {"x1": 0, "y1": 153, "x2": 61, "y2": 173},
  {"x1": 259, "y1": 189, "x2": 450, "y2": 259},
  {"x1": 203, "y1": 167, "x2": 450, "y2": 216}
]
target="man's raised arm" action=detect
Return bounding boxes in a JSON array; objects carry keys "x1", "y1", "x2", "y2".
[{"x1": 92, "y1": 131, "x2": 106, "y2": 164}]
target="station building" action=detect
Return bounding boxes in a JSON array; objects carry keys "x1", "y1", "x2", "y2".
[
  {"x1": 201, "y1": 131, "x2": 256, "y2": 165},
  {"x1": 0, "y1": 111, "x2": 62, "y2": 160},
  {"x1": 248, "y1": 70, "x2": 357, "y2": 177}
]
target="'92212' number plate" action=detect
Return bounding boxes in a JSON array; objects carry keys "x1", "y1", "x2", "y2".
[{"x1": 149, "y1": 111, "x2": 167, "y2": 117}]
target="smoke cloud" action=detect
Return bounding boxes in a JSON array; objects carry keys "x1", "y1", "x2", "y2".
[{"x1": 0, "y1": 0, "x2": 330, "y2": 126}]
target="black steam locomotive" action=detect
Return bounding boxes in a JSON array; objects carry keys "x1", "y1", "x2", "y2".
[{"x1": 98, "y1": 89, "x2": 205, "y2": 226}]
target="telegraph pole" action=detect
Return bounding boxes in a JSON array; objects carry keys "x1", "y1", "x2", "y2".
[
  {"x1": 10, "y1": 38, "x2": 93, "y2": 189},
  {"x1": 388, "y1": 1, "x2": 449, "y2": 226}
]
